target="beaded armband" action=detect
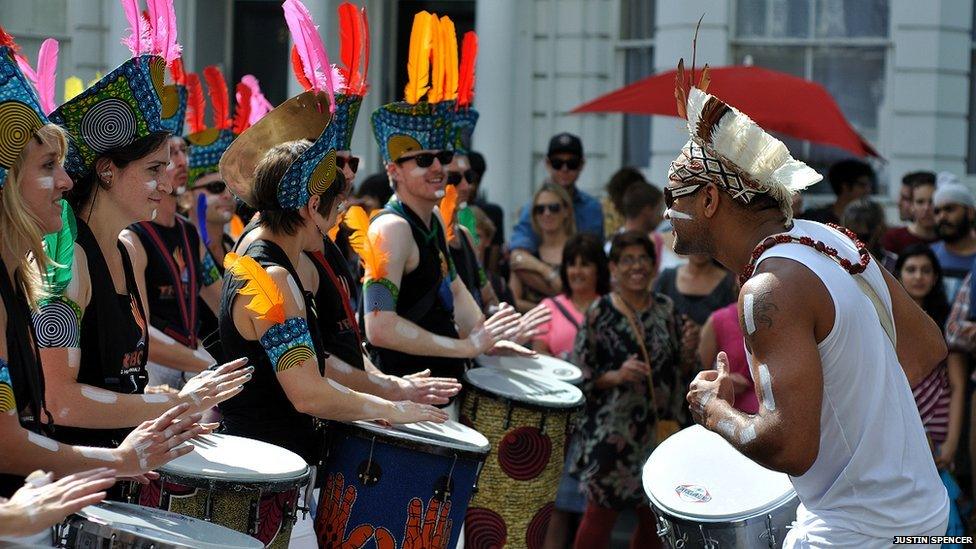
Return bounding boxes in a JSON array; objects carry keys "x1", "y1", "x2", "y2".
[
  {"x1": 201, "y1": 251, "x2": 221, "y2": 286},
  {"x1": 363, "y1": 278, "x2": 399, "y2": 313},
  {"x1": 32, "y1": 295, "x2": 83, "y2": 348},
  {"x1": 260, "y1": 317, "x2": 316, "y2": 373},
  {"x1": 0, "y1": 358, "x2": 15, "y2": 414}
]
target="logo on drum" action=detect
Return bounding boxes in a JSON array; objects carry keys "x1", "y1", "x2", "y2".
[{"x1": 674, "y1": 484, "x2": 711, "y2": 503}]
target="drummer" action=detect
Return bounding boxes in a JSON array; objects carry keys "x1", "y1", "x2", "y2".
[
  {"x1": 216, "y1": 15, "x2": 448, "y2": 467},
  {"x1": 33, "y1": 7, "x2": 250, "y2": 453},
  {"x1": 677, "y1": 72, "x2": 949, "y2": 541},
  {"x1": 365, "y1": 11, "x2": 532, "y2": 395}
]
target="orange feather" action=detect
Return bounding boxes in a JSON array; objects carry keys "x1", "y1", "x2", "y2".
[
  {"x1": 345, "y1": 205, "x2": 388, "y2": 281},
  {"x1": 438, "y1": 184, "x2": 458, "y2": 243},
  {"x1": 328, "y1": 210, "x2": 344, "y2": 241},
  {"x1": 427, "y1": 15, "x2": 445, "y2": 103},
  {"x1": 440, "y1": 16, "x2": 458, "y2": 101},
  {"x1": 403, "y1": 11, "x2": 434, "y2": 104},
  {"x1": 224, "y1": 252, "x2": 286, "y2": 324},
  {"x1": 229, "y1": 214, "x2": 245, "y2": 240}
]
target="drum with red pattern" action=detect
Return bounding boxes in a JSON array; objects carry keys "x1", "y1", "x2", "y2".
[
  {"x1": 461, "y1": 368, "x2": 584, "y2": 549},
  {"x1": 135, "y1": 433, "x2": 310, "y2": 549}
]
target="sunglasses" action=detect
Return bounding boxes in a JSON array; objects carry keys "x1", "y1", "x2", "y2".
[
  {"x1": 201, "y1": 181, "x2": 227, "y2": 195},
  {"x1": 336, "y1": 155, "x2": 360, "y2": 174},
  {"x1": 533, "y1": 203, "x2": 563, "y2": 215},
  {"x1": 549, "y1": 157, "x2": 581, "y2": 171},
  {"x1": 664, "y1": 184, "x2": 703, "y2": 209},
  {"x1": 446, "y1": 170, "x2": 479, "y2": 186},
  {"x1": 394, "y1": 150, "x2": 454, "y2": 168}
]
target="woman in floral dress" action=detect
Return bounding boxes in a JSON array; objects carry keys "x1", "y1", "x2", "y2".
[{"x1": 571, "y1": 231, "x2": 684, "y2": 548}]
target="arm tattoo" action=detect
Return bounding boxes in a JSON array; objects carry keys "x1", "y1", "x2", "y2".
[{"x1": 752, "y1": 290, "x2": 779, "y2": 330}]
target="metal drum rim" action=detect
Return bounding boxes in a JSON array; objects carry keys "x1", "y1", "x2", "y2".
[
  {"x1": 330, "y1": 421, "x2": 491, "y2": 460},
  {"x1": 648, "y1": 491, "x2": 799, "y2": 523},
  {"x1": 462, "y1": 369, "x2": 585, "y2": 409},
  {"x1": 154, "y1": 465, "x2": 311, "y2": 492}
]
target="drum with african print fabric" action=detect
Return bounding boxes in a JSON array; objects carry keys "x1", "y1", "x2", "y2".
[
  {"x1": 461, "y1": 367, "x2": 584, "y2": 549},
  {"x1": 315, "y1": 419, "x2": 489, "y2": 549},
  {"x1": 135, "y1": 433, "x2": 310, "y2": 549}
]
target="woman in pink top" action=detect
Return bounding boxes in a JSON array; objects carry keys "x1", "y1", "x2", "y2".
[
  {"x1": 537, "y1": 233, "x2": 609, "y2": 549},
  {"x1": 698, "y1": 301, "x2": 759, "y2": 414}
]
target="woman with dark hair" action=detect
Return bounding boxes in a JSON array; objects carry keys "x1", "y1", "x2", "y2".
[
  {"x1": 571, "y1": 231, "x2": 682, "y2": 548},
  {"x1": 601, "y1": 167, "x2": 646, "y2": 239}
]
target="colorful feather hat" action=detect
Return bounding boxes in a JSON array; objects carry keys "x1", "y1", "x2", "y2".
[
  {"x1": 320, "y1": 2, "x2": 370, "y2": 152},
  {"x1": 371, "y1": 11, "x2": 454, "y2": 163},
  {"x1": 49, "y1": 0, "x2": 182, "y2": 179},
  {"x1": 0, "y1": 27, "x2": 51, "y2": 190},
  {"x1": 443, "y1": 30, "x2": 478, "y2": 155},
  {"x1": 219, "y1": 0, "x2": 340, "y2": 211},
  {"x1": 159, "y1": 58, "x2": 187, "y2": 136}
]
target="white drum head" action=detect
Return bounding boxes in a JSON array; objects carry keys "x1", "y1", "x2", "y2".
[
  {"x1": 73, "y1": 501, "x2": 262, "y2": 548},
  {"x1": 465, "y1": 367, "x2": 584, "y2": 409},
  {"x1": 352, "y1": 419, "x2": 490, "y2": 454},
  {"x1": 643, "y1": 425, "x2": 795, "y2": 521},
  {"x1": 477, "y1": 354, "x2": 584, "y2": 384},
  {"x1": 159, "y1": 433, "x2": 308, "y2": 481}
]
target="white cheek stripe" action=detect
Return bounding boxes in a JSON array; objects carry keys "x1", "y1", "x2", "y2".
[
  {"x1": 666, "y1": 208, "x2": 693, "y2": 221},
  {"x1": 743, "y1": 293, "x2": 757, "y2": 335},
  {"x1": 28, "y1": 432, "x2": 59, "y2": 452},
  {"x1": 758, "y1": 363, "x2": 776, "y2": 411},
  {"x1": 37, "y1": 176, "x2": 55, "y2": 190},
  {"x1": 81, "y1": 386, "x2": 118, "y2": 403}
]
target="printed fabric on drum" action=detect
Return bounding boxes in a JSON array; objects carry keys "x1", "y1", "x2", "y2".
[{"x1": 570, "y1": 293, "x2": 683, "y2": 509}]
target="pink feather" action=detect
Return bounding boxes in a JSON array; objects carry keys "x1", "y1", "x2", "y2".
[
  {"x1": 35, "y1": 39, "x2": 58, "y2": 115},
  {"x1": 242, "y1": 75, "x2": 273, "y2": 125},
  {"x1": 15, "y1": 54, "x2": 36, "y2": 82},
  {"x1": 282, "y1": 0, "x2": 335, "y2": 112},
  {"x1": 120, "y1": 0, "x2": 148, "y2": 56},
  {"x1": 147, "y1": 0, "x2": 181, "y2": 63}
]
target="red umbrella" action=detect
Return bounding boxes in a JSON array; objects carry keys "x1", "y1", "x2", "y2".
[{"x1": 571, "y1": 65, "x2": 880, "y2": 158}]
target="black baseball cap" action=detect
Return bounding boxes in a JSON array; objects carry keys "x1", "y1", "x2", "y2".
[{"x1": 548, "y1": 132, "x2": 583, "y2": 158}]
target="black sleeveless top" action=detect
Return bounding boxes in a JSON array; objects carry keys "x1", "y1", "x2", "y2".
[
  {"x1": 218, "y1": 240, "x2": 326, "y2": 463},
  {"x1": 196, "y1": 233, "x2": 235, "y2": 363},
  {"x1": 450, "y1": 230, "x2": 483, "y2": 311},
  {"x1": 368, "y1": 201, "x2": 464, "y2": 380},
  {"x1": 128, "y1": 219, "x2": 202, "y2": 348},
  {"x1": 52, "y1": 219, "x2": 149, "y2": 448},
  {"x1": 0, "y1": 257, "x2": 51, "y2": 497},
  {"x1": 308, "y1": 238, "x2": 364, "y2": 370}
]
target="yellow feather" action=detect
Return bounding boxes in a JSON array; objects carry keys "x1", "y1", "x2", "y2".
[
  {"x1": 328, "y1": 211, "x2": 344, "y2": 242},
  {"x1": 224, "y1": 252, "x2": 286, "y2": 324},
  {"x1": 404, "y1": 11, "x2": 434, "y2": 104},
  {"x1": 441, "y1": 16, "x2": 459, "y2": 101},
  {"x1": 64, "y1": 76, "x2": 84, "y2": 102},
  {"x1": 438, "y1": 184, "x2": 458, "y2": 243},
  {"x1": 345, "y1": 206, "x2": 388, "y2": 281}
]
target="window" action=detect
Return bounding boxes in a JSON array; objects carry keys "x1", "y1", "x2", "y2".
[
  {"x1": 732, "y1": 0, "x2": 889, "y2": 193},
  {"x1": 617, "y1": 0, "x2": 654, "y2": 168},
  {"x1": 967, "y1": 6, "x2": 976, "y2": 173}
]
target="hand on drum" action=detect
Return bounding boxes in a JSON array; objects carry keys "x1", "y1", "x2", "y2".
[
  {"x1": 0, "y1": 468, "x2": 116, "y2": 537},
  {"x1": 611, "y1": 354, "x2": 650, "y2": 385},
  {"x1": 508, "y1": 303, "x2": 551, "y2": 345},
  {"x1": 687, "y1": 351, "x2": 735, "y2": 425},
  {"x1": 390, "y1": 401, "x2": 450, "y2": 424},
  {"x1": 179, "y1": 357, "x2": 252, "y2": 414},
  {"x1": 375, "y1": 496, "x2": 453, "y2": 549},
  {"x1": 115, "y1": 403, "x2": 208, "y2": 476},
  {"x1": 484, "y1": 339, "x2": 537, "y2": 357},
  {"x1": 400, "y1": 370, "x2": 463, "y2": 405}
]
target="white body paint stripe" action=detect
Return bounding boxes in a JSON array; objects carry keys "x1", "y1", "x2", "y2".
[
  {"x1": 142, "y1": 393, "x2": 169, "y2": 403},
  {"x1": 744, "y1": 293, "x2": 757, "y2": 335},
  {"x1": 81, "y1": 386, "x2": 118, "y2": 403},
  {"x1": 28, "y1": 432, "x2": 59, "y2": 452},
  {"x1": 395, "y1": 322, "x2": 420, "y2": 339},
  {"x1": 739, "y1": 424, "x2": 757, "y2": 445},
  {"x1": 759, "y1": 363, "x2": 776, "y2": 411}
]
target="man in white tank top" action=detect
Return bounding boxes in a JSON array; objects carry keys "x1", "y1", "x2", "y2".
[{"x1": 666, "y1": 80, "x2": 949, "y2": 546}]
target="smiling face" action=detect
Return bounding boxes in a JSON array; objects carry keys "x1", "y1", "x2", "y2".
[
  {"x1": 565, "y1": 254, "x2": 598, "y2": 295},
  {"x1": 533, "y1": 190, "x2": 568, "y2": 234},
  {"x1": 387, "y1": 149, "x2": 448, "y2": 205},
  {"x1": 16, "y1": 135, "x2": 74, "y2": 234},
  {"x1": 610, "y1": 244, "x2": 655, "y2": 293},
  {"x1": 101, "y1": 138, "x2": 172, "y2": 223}
]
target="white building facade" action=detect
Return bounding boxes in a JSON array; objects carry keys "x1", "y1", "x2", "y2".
[{"x1": 4, "y1": 0, "x2": 973, "y2": 228}]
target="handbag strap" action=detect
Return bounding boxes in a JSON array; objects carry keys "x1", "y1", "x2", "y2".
[
  {"x1": 611, "y1": 293, "x2": 658, "y2": 415},
  {"x1": 550, "y1": 297, "x2": 581, "y2": 330}
]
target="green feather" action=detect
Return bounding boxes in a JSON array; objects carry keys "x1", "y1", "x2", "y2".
[
  {"x1": 41, "y1": 199, "x2": 77, "y2": 296},
  {"x1": 457, "y1": 206, "x2": 479, "y2": 246}
]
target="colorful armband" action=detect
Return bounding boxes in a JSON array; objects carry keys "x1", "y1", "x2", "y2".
[
  {"x1": 32, "y1": 295, "x2": 83, "y2": 348},
  {"x1": 363, "y1": 278, "x2": 399, "y2": 313},
  {"x1": 200, "y1": 250, "x2": 221, "y2": 286},
  {"x1": 0, "y1": 359, "x2": 15, "y2": 414},
  {"x1": 260, "y1": 317, "x2": 316, "y2": 373}
]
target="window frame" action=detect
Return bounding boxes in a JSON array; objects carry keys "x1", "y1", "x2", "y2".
[{"x1": 615, "y1": 0, "x2": 655, "y2": 169}]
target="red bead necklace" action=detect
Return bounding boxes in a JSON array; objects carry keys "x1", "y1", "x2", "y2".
[{"x1": 738, "y1": 223, "x2": 872, "y2": 285}]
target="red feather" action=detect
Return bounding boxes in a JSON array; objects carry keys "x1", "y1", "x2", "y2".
[
  {"x1": 203, "y1": 66, "x2": 231, "y2": 130},
  {"x1": 169, "y1": 57, "x2": 186, "y2": 85},
  {"x1": 185, "y1": 72, "x2": 206, "y2": 134},
  {"x1": 0, "y1": 26, "x2": 20, "y2": 52},
  {"x1": 457, "y1": 31, "x2": 477, "y2": 107},
  {"x1": 338, "y1": 2, "x2": 362, "y2": 93},
  {"x1": 233, "y1": 82, "x2": 252, "y2": 134},
  {"x1": 291, "y1": 45, "x2": 313, "y2": 92},
  {"x1": 361, "y1": 7, "x2": 370, "y2": 96}
]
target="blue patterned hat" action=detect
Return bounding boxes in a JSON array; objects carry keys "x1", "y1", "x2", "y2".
[
  {"x1": 438, "y1": 101, "x2": 478, "y2": 155},
  {"x1": 159, "y1": 84, "x2": 186, "y2": 136},
  {"x1": 220, "y1": 91, "x2": 339, "y2": 211},
  {"x1": 187, "y1": 128, "x2": 234, "y2": 187},
  {"x1": 371, "y1": 101, "x2": 452, "y2": 164},
  {"x1": 325, "y1": 93, "x2": 362, "y2": 152},
  {"x1": 0, "y1": 46, "x2": 49, "y2": 190},
  {"x1": 49, "y1": 55, "x2": 167, "y2": 179}
]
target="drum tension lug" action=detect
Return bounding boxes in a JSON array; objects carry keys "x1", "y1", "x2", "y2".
[
  {"x1": 247, "y1": 494, "x2": 261, "y2": 536},
  {"x1": 503, "y1": 406, "x2": 513, "y2": 430},
  {"x1": 700, "y1": 524, "x2": 719, "y2": 548},
  {"x1": 538, "y1": 413, "x2": 548, "y2": 435},
  {"x1": 760, "y1": 513, "x2": 776, "y2": 548}
]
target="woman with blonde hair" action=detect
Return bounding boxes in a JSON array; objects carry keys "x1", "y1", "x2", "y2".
[{"x1": 510, "y1": 183, "x2": 577, "y2": 311}]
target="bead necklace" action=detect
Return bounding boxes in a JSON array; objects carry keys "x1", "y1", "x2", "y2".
[{"x1": 738, "y1": 223, "x2": 871, "y2": 285}]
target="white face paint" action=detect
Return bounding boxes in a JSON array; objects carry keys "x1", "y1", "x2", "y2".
[
  {"x1": 715, "y1": 418, "x2": 737, "y2": 439},
  {"x1": 433, "y1": 335, "x2": 459, "y2": 350},
  {"x1": 78, "y1": 447, "x2": 121, "y2": 462},
  {"x1": 286, "y1": 276, "x2": 304, "y2": 310},
  {"x1": 433, "y1": 189, "x2": 446, "y2": 199},
  {"x1": 395, "y1": 322, "x2": 420, "y2": 339},
  {"x1": 326, "y1": 377, "x2": 352, "y2": 394},
  {"x1": 758, "y1": 363, "x2": 776, "y2": 411},
  {"x1": 409, "y1": 166, "x2": 427, "y2": 178},
  {"x1": 36, "y1": 176, "x2": 55, "y2": 190},
  {"x1": 27, "y1": 432, "x2": 59, "y2": 452},
  {"x1": 666, "y1": 208, "x2": 693, "y2": 221},
  {"x1": 81, "y1": 386, "x2": 118, "y2": 403},
  {"x1": 738, "y1": 424, "x2": 757, "y2": 445},
  {"x1": 142, "y1": 393, "x2": 169, "y2": 403},
  {"x1": 743, "y1": 293, "x2": 757, "y2": 335}
]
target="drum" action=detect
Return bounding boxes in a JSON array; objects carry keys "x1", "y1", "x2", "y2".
[
  {"x1": 642, "y1": 425, "x2": 799, "y2": 548},
  {"x1": 461, "y1": 368, "x2": 584, "y2": 549},
  {"x1": 476, "y1": 354, "x2": 584, "y2": 385},
  {"x1": 315, "y1": 420, "x2": 489, "y2": 549},
  {"x1": 136, "y1": 433, "x2": 310, "y2": 548},
  {"x1": 57, "y1": 501, "x2": 262, "y2": 548}
]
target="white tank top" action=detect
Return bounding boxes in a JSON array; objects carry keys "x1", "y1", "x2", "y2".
[{"x1": 753, "y1": 220, "x2": 948, "y2": 539}]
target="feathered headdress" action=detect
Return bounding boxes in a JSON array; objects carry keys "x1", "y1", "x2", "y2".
[
  {"x1": 325, "y1": 2, "x2": 371, "y2": 152},
  {"x1": 15, "y1": 38, "x2": 58, "y2": 115},
  {"x1": 669, "y1": 18, "x2": 820, "y2": 223},
  {"x1": 283, "y1": 0, "x2": 337, "y2": 113},
  {"x1": 0, "y1": 27, "x2": 49, "y2": 190},
  {"x1": 241, "y1": 75, "x2": 273, "y2": 125},
  {"x1": 345, "y1": 205, "x2": 388, "y2": 283},
  {"x1": 224, "y1": 252, "x2": 286, "y2": 324},
  {"x1": 185, "y1": 66, "x2": 254, "y2": 187},
  {"x1": 456, "y1": 31, "x2": 477, "y2": 109}
]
